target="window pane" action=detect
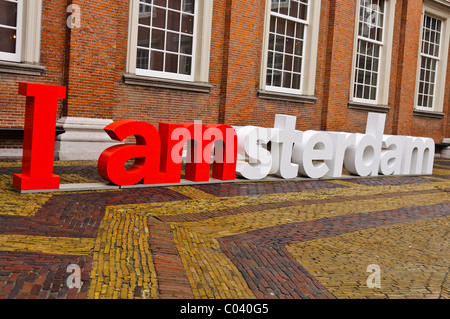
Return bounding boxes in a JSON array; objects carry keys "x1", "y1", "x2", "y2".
[
  {"x1": 136, "y1": 49, "x2": 150, "y2": 69},
  {"x1": 183, "y1": 0, "x2": 195, "y2": 13},
  {"x1": 168, "y1": 0, "x2": 181, "y2": 10},
  {"x1": 286, "y1": 20, "x2": 295, "y2": 37},
  {"x1": 181, "y1": 14, "x2": 194, "y2": 34},
  {"x1": 152, "y1": 7, "x2": 166, "y2": 28},
  {"x1": 292, "y1": 73, "x2": 301, "y2": 90},
  {"x1": 284, "y1": 54, "x2": 293, "y2": 71},
  {"x1": 0, "y1": 0, "x2": 18, "y2": 27},
  {"x1": 180, "y1": 55, "x2": 192, "y2": 75},
  {"x1": 0, "y1": 27, "x2": 17, "y2": 53},
  {"x1": 151, "y1": 29, "x2": 165, "y2": 50},
  {"x1": 166, "y1": 31, "x2": 179, "y2": 52},
  {"x1": 180, "y1": 35, "x2": 192, "y2": 54},
  {"x1": 283, "y1": 72, "x2": 292, "y2": 88},
  {"x1": 272, "y1": 70, "x2": 282, "y2": 87},
  {"x1": 139, "y1": 4, "x2": 152, "y2": 25},
  {"x1": 267, "y1": 51, "x2": 274, "y2": 68},
  {"x1": 154, "y1": 0, "x2": 167, "y2": 6},
  {"x1": 165, "y1": 53, "x2": 178, "y2": 73},
  {"x1": 150, "y1": 50, "x2": 164, "y2": 71},
  {"x1": 167, "y1": 10, "x2": 180, "y2": 31},
  {"x1": 138, "y1": 26, "x2": 150, "y2": 47},
  {"x1": 274, "y1": 53, "x2": 283, "y2": 70},
  {"x1": 266, "y1": 70, "x2": 273, "y2": 86},
  {"x1": 285, "y1": 37, "x2": 294, "y2": 54},
  {"x1": 293, "y1": 57, "x2": 301, "y2": 73},
  {"x1": 288, "y1": 1, "x2": 299, "y2": 19}
]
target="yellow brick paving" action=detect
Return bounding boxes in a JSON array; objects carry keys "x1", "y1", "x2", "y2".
[
  {"x1": 0, "y1": 235, "x2": 95, "y2": 256},
  {"x1": 163, "y1": 191, "x2": 450, "y2": 299},
  {"x1": 0, "y1": 160, "x2": 449, "y2": 299},
  {"x1": 0, "y1": 175, "x2": 52, "y2": 217},
  {"x1": 98, "y1": 177, "x2": 449, "y2": 299},
  {"x1": 287, "y1": 216, "x2": 450, "y2": 299},
  {"x1": 113, "y1": 180, "x2": 450, "y2": 217},
  {"x1": 88, "y1": 207, "x2": 158, "y2": 299},
  {"x1": 166, "y1": 186, "x2": 217, "y2": 199}
]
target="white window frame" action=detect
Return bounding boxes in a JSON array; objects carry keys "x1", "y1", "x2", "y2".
[
  {"x1": 0, "y1": 0, "x2": 42, "y2": 64},
  {"x1": 350, "y1": 0, "x2": 396, "y2": 106},
  {"x1": 414, "y1": 0, "x2": 450, "y2": 113},
  {"x1": 0, "y1": 0, "x2": 23, "y2": 62},
  {"x1": 127, "y1": 0, "x2": 213, "y2": 83},
  {"x1": 260, "y1": 0, "x2": 322, "y2": 96}
]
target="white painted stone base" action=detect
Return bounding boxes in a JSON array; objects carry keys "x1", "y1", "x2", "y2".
[
  {"x1": 441, "y1": 138, "x2": 450, "y2": 159},
  {"x1": 55, "y1": 117, "x2": 121, "y2": 161},
  {"x1": 0, "y1": 149, "x2": 23, "y2": 159},
  {"x1": 441, "y1": 148, "x2": 450, "y2": 159}
]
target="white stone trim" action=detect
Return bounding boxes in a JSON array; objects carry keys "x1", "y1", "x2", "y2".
[
  {"x1": 0, "y1": 149, "x2": 23, "y2": 159},
  {"x1": 22, "y1": 0, "x2": 43, "y2": 63},
  {"x1": 55, "y1": 117, "x2": 122, "y2": 161}
]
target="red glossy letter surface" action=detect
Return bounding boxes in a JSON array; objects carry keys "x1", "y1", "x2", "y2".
[
  {"x1": 98, "y1": 120, "x2": 161, "y2": 186},
  {"x1": 13, "y1": 83, "x2": 67, "y2": 191}
]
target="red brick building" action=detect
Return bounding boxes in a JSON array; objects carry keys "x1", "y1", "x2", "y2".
[{"x1": 1, "y1": 0, "x2": 450, "y2": 160}]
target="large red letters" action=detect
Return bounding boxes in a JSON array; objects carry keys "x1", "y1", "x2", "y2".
[
  {"x1": 13, "y1": 83, "x2": 67, "y2": 191},
  {"x1": 12, "y1": 83, "x2": 238, "y2": 191},
  {"x1": 98, "y1": 121, "x2": 186, "y2": 186},
  {"x1": 98, "y1": 121, "x2": 237, "y2": 186}
]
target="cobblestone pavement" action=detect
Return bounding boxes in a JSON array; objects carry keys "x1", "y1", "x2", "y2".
[{"x1": 0, "y1": 160, "x2": 449, "y2": 299}]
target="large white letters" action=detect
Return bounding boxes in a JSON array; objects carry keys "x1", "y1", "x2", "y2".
[
  {"x1": 270, "y1": 115, "x2": 303, "y2": 179},
  {"x1": 236, "y1": 112, "x2": 435, "y2": 181},
  {"x1": 236, "y1": 126, "x2": 276, "y2": 180},
  {"x1": 344, "y1": 113, "x2": 385, "y2": 177},
  {"x1": 292, "y1": 131, "x2": 333, "y2": 179}
]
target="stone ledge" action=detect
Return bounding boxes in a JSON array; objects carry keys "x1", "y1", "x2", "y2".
[
  {"x1": 348, "y1": 101, "x2": 390, "y2": 113},
  {"x1": 413, "y1": 109, "x2": 445, "y2": 119},
  {"x1": 123, "y1": 74, "x2": 212, "y2": 93},
  {"x1": 257, "y1": 90, "x2": 317, "y2": 104},
  {"x1": 0, "y1": 61, "x2": 45, "y2": 76}
]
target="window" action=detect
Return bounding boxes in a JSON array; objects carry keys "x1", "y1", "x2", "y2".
[
  {"x1": 260, "y1": 0, "x2": 321, "y2": 97},
  {"x1": 417, "y1": 15, "x2": 442, "y2": 110},
  {"x1": 415, "y1": 1, "x2": 450, "y2": 114},
  {"x1": 353, "y1": 0, "x2": 385, "y2": 103},
  {"x1": 0, "y1": 0, "x2": 23, "y2": 62},
  {"x1": 350, "y1": 0, "x2": 396, "y2": 106},
  {"x1": 127, "y1": 0, "x2": 213, "y2": 83}
]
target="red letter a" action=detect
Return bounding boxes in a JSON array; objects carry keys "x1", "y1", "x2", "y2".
[
  {"x1": 98, "y1": 120, "x2": 161, "y2": 186},
  {"x1": 13, "y1": 83, "x2": 67, "y2": 191}
]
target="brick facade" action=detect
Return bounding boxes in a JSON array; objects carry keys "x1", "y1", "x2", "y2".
[{"x1": 1, "y1": 0, "x2": 449, "y2": 151}]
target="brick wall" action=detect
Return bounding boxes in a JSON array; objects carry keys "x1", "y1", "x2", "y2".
[{"x1": 1, "y1": 0, "x2": 450, "y2": 150}]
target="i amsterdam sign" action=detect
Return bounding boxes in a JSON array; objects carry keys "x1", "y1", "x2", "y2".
[{"x1": 12, "y1": 83, "x2": 435, "y2": 192}]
